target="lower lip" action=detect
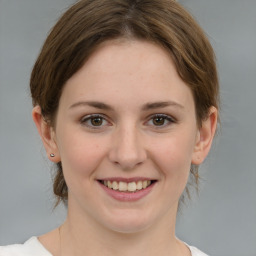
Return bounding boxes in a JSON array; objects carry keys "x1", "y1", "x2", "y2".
[{"x1": 98, "y1": 181, "x2": 156, "y2": 202}]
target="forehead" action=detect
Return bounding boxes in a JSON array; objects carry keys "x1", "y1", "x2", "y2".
[{"x1": 60, "y1": 39, "x2": 195, "y2": 112}]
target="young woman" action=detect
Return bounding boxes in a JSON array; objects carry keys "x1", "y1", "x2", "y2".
[{"x1": 0, "y1": 0, "x2": 219, "y2": 255}]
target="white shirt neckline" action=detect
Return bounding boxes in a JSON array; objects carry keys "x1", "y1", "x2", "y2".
[{"x1": 0, "y1": 236, "x2": 208, "y2": 256}]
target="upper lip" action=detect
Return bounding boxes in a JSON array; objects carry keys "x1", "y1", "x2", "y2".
[{"x1": 97, "y1": 177, "x2": 157, "y2": 182}]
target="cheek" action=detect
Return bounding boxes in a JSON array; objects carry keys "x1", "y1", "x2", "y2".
[
  {"x1": 151, "y1": 135, "x2": 196, "y2": 203},
  {"x1": 56, "y1": 129, "x2": 107, "y2": 182},
  {"x1": 151, "y1": 132, "x2": 196, "y2": 178}
]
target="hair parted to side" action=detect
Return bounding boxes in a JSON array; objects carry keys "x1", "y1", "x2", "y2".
[{"x1": 30, "y1": 0, "x2": 219, "y2": 206}]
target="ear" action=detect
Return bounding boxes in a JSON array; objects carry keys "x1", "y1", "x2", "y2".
[
  {"x1": 192, "y1": 107, "x2": 218, "y2": 165},
  {"x1": 32, "y1": 106, "x2": 61, "y2": 163}
]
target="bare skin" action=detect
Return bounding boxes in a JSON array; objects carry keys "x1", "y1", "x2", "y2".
[{"x1": 34, "y1": 39, "x2": 217, "y2": 256}]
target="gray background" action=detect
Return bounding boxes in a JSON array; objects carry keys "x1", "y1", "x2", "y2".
[{"x1": 0, "y1": 0, "x2": 255, "y2": 255}]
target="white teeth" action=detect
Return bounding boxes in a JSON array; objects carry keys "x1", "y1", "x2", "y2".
[
  {"x1": 137, "y1": 181, "x2": 142, "y2": 190},
  {"x1": 119, "y1": 181, "x2": 127, "y2": 191},
  {"x1": 102, "y1": 180, "x2": 153, "y2": 192},
  {"x1": 142, "y1": 180, "x2": 148, "y2": 189},
  {"x1": 107, "y1": 181, "x2": 112, "y2": 189},
  {"x1": 128, "y1": 182, "x2": 137, "y2": 192},
  {"x1": 112, "y1": 181, "x2": 119, "y2": 190}
]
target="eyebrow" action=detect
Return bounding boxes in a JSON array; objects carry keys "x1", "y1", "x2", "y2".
[
  {"x1": 69, "y1": 101, "x2": 114, "y2": 111},
  {"x1": 69, "y1": 100, "x2": 184, "y2": 111},
  {"x1": 141, "y1": 101, "x2": 184, "y2": 111}
]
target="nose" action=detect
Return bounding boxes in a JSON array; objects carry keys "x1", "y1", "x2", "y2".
[{"x1": 108, "y1": 125, "x2": 147, "y2": 170}]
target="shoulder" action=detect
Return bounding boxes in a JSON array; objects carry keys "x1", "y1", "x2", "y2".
[
  {"x1": 188, "y1": 245, "x2": 209, "y2": 256},
  {"x1": 0, "y1": 237, "x2": 52, "y2": 256}
]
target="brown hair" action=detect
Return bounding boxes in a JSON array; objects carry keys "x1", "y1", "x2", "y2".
[{"x1": 30, "y1": 0, "x2": 219, "y2": 205}]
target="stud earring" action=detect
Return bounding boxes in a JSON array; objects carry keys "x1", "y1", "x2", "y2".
[{"x1": 50, "y1": 153, "x2": 55, "y2": 157}]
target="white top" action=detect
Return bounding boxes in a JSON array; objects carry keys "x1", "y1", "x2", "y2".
[{"x1": 0, "y1": 237, "x2": 209, "y2": 256}]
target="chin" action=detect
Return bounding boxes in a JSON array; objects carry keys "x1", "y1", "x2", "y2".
[
  {"x1": 107, "y1": 222, "x2": 152, "y2": 234},
  {"x1": 101, "y1": 209, "x2": 156, "y2": 234}
]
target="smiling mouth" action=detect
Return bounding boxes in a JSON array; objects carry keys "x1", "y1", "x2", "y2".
[{"x1": 98, "y1": 180, "x2": 156, "y2": 193}]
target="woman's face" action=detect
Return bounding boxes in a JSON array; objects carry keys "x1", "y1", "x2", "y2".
[{"x1": 48, "y1": 40, "x2": 210, "y2": 233}]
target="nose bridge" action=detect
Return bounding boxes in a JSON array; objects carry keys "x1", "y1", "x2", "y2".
[{"x1": 108, "y1": 122, "x2": 146, "y2": 169}]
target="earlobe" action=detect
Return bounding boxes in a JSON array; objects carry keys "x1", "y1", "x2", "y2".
[
  {"x1": 192, "y1": 107, "x2": 218, "y2": 165},
  {"x1": 32, "y1": 106, "x2": 60, "y2": 163}
]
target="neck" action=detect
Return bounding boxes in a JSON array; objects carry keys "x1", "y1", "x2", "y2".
[{"x1": 59, "y1": 201, "x2": 189, "y2": 256}]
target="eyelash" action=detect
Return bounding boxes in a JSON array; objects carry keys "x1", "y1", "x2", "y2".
[
  {"x1": 80, "y1": 114, "x2": 110, "y2": 129},
  {"x1": 146, "y1": 114, "x2": 176, "y2": 128},
  {"x1": 80, "y1": 113, "x2": 176, "y2": 130}
]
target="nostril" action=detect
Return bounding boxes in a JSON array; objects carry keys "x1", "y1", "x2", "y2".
[{"x1": 107, "y1": 137, "x2": 147, "y2": 169}]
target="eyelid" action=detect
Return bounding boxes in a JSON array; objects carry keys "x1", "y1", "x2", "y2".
[
  {"x1": 79, "y1": 113, "x2": 176, "y2": 130},
  {"x1": 150, "y1": 113, "x2": 176, "y2": 121},
  {"x1": 80, "y1": 114, "x2": 112, "y2": 129},
  {"x1": 145, "y1": 113, "x2": 176, "y2": 128}
]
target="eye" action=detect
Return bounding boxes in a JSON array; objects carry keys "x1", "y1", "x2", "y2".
[
  {"x1": 80, "y1": 114, "x2": 110, "y2": 129},
  {"x1": 147, "y1": 114, "x2": 175, "y2": 128}
]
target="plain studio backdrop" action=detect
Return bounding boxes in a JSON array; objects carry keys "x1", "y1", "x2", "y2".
[{"x1": 0, "y1": 1, "x2": 255, "y2": 255}]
